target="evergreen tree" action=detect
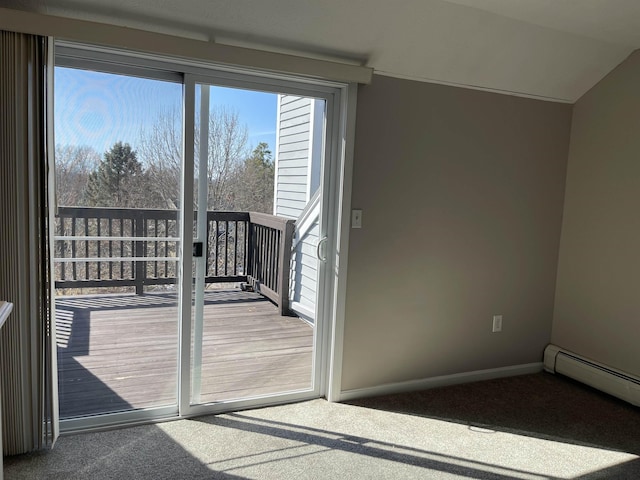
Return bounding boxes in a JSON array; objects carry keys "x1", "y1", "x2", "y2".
[
  {"x1": 85, "y1": 142, "x2": 144, "y2": 207},
  {"x1": 228, "y1": 142, "x2": 275, "y2": 213}
]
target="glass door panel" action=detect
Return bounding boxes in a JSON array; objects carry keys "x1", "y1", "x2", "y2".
[
  {"x1": 189, "y1": 81, "x2": 327, "y2": 406},
  {"x1": 53, "y1": 65, "x2": 183, "y2": 425}
]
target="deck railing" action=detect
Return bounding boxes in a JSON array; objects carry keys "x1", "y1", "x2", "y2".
[
  {"x1": 247, "y1": 212, "x2": 295, "y2": 315},
  {"x1": 54, "y1": 207, "x2": 294, "y2": 314}
]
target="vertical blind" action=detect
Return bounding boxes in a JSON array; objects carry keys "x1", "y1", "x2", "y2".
[{"x1": 0, "y1": 30, "x2": 58, "y2": 454}]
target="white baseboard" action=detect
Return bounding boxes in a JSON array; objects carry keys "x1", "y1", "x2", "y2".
[{"x1": 338, "y1": 362, "x2": 544, "y2": 402}]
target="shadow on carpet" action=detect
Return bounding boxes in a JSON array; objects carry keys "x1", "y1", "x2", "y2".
[{"x1": 346, "y1": 372, "x2": 640, "y2": 457}]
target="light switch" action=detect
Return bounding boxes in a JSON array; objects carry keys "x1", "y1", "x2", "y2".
[{"x1": 352, "y1": 209, "x2": 362, "y2": 228}]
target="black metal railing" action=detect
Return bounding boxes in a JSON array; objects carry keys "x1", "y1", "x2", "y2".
[{"x1": 54, "y1": 207, "x2": 294, "y2": 314}]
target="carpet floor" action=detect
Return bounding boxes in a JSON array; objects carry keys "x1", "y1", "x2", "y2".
[{"x1": 4, "y1": 372, "x2": 640, "y2": 479}]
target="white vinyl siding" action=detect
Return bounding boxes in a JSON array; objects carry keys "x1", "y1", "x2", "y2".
[
  {"x1": 274, "y1": 95, "x2": 325, "y2": 323},
  {"x1": 290, "y1": 213, "x2": 319, "y2": 323},
  {"x1": 274, "y1": 95, "x2": 312, "y2": 219},
  {"x1": 308, "y1": 99, "x2": 324, "y2": 198},
  {"x1": 277, "y1": 205, "x2": 305, "y2": 219}
]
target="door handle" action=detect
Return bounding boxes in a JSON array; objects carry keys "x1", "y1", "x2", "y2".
[{"x1": 316, "y1": 237, "x2": 328, "y2": 263}]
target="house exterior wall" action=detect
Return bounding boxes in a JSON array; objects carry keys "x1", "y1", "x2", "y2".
[
  {"x1": 274, "y1": 95, "x2": 312, "y2": 219},
  {"x1": 552, "y1": 50, "x2": 640, "y2": 378},
  {"x1": 342, "y1": 74, "x2": 572, "y2": 391},
  {"x1": 274, "y1": 94, "x2": 324, "y2": 323},
  {"x1": 289, "y1": 214, "x2": 320, "y2": 322}
]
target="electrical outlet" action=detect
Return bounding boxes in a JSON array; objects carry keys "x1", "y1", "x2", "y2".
[
  {"x1": 352, "y1": 209, "x2": 362, "y2": 228},
  {"x1": 492, "y1": 315, "x2": 503, "y2": 333}
]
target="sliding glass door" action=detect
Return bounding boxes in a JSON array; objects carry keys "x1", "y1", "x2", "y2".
[
  {"x1": 54, "y1": 44, "x2": 344, "y2": 429},
  {"x1": 53, "y1": 64, "x2": 184, "y2": 429},
  {"x1": 185, "y1": 79, "x2": 332, "y2": 413},
  {"x1": 182, "y1": 76, "x2": 330, "y2": 414}
]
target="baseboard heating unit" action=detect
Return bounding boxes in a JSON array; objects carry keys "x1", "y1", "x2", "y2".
[{"x1": 544, "y1": 344, "x2": 640, "y2": 407}]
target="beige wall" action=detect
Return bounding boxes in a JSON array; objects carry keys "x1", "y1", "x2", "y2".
[
  {"x1": 552, "y1": 51, "x2": 640, "y2": 377},
  {"x1": 342, "y1": 75, "x2": 572, "y2": 391}
]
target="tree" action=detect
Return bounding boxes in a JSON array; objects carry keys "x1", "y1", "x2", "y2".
[
  {"x1": 204, "y1": 107, "x2": 249, "y2": 210},
  {"x1": 54, "y1": 144, "x2": 100, "y2": 206},
  {"x1": 139, "y1": 106, "x2": 250, "y2": 211},
  {"x1": 84, "y1": 142, "x2": 145, "y2": 207},
  {"x1": 228, "y1": 142, "x2": 275, "y2": 213},
  {"x1": 138, "y1": 108, "x2": 182, "y2": 209}
]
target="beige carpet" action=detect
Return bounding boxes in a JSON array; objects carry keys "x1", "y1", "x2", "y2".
[{"x1": 4, "y1": 372, "x2": 640, "y2": 479}]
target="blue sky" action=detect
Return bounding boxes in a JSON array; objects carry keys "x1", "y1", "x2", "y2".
[{"x1": 54, "y1": 67, "x2": 277, "y2": 158}]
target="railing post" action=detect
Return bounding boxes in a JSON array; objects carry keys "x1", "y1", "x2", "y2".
[
  {"x1": 278, "y1": 219, "x2": 295, "y2": 316},
  {"x1": 134, "y1": 212, "x2": 145, "y2": 295},
  {"x1": 58, "y1": 215, "x2": 66, "y2": 281},
  {"x1": 246, "y1": 221, "x2": 254, "y2": 283}
]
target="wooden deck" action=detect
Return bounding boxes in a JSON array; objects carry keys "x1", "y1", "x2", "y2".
[{"x1": 55, "y1": 289, "x2": 313, "y2": 419}]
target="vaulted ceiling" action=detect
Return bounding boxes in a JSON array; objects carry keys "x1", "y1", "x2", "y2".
[{"x1": 3, "y1": 0, "x2": 640, "y2": 102}]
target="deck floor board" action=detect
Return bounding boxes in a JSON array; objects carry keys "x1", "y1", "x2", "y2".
[{"x1": 56, "y1": 289, "x2": 313, "y2": 418}]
